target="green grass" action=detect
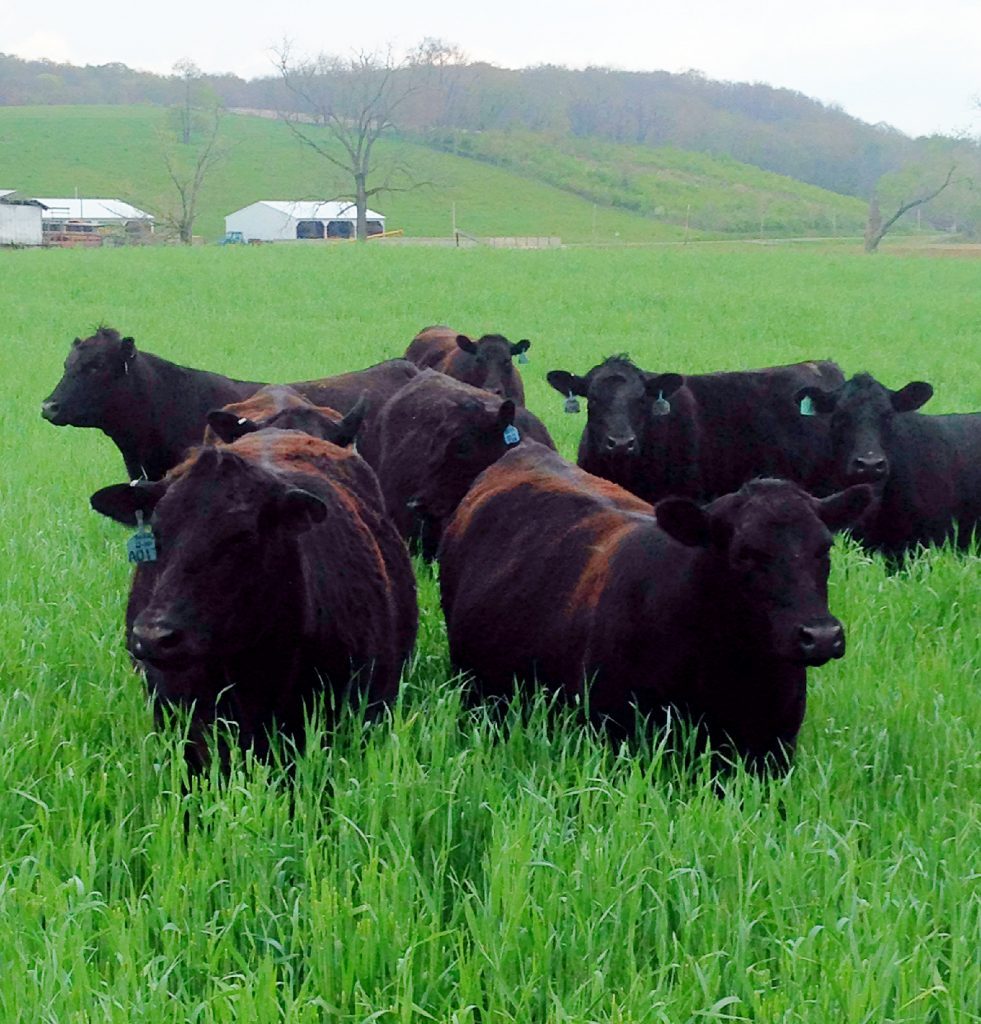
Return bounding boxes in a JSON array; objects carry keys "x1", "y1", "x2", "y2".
[
  {"x1": 1, "y1": 105, "x2": 872, "y2": 244},
  {"x1": 1, "y1": 244, "x2": 979, "y2": 1022},
  {"x1": 427, "y1": 130, "x2": 870, "y2": 236}
]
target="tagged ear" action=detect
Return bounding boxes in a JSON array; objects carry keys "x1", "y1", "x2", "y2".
[
  {"x1": 655, "y1": 497, "x2": 711, "y2": 547},
  {"x1": 890, "y1": 381, "x2": 933, "y2": 413},
  {"x1": 494, "y1": 398, "x2": 517, "y2": 430},
  {"x1": 546, "y1": 370, "x2": 587, "y2": 396},
  {"x1": 207, "y1": 409, "x2": 259, "y2": 444},
  {"x1": 817, "y1": 484, "x2": 873, "y2": 532},
  {"x1": 331, "y1": 395, "x2": 367, "y2": 447},
  {"x1": 511, "y1": 338, "x2": 531, "y2": 356},
  {"x1": 456, "y1": 334, "x2": 477, "y2": 355},
  {"x1": 795, "y1": 386, "x2": 838, "y2": 414},
  {"x1": 643, "y1": 372, "x2": 685, "y2": 399},
  {"x1": 120, "y1": 336, "x2": 136, "y2": 362},
  {"x1": 90, "y1": 480, "x2": 167, "y2": 526},
  {"x1": 278, "y1": 488, "x2": 328, "y2": 532}
]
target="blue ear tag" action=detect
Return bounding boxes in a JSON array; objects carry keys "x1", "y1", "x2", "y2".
[
  {"x1": 652, "y1": 390, "x2": 671, "y2": 416},
  {"x1": 800, "y1": 395, "x2": 816, "y2": 417},
  {"x1": 126, "y1": 510, "x2": 157, "y2": 564},
  {"x1": 517, "y1": 351, "x2": 529, "y2": 364},
  {"x1": 564, "y1": 393, "x2": 581, "y2": 414},
  {"x1": 503, "y1": 424, "x2": 521, "y2": 446}
]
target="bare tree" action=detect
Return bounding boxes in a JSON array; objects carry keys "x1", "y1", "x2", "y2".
[
  {"x1": 172, "y1": 58, "x2": 202, "y2": 145},
  {"x1": 864, "y1": 163, "x2": 958, "y2": 253},
  {"x1": 159, "y1": 103, "x2": 227, "y2": 244},
  {"x1": 274, "y1": 45, "x2": 423, "y2": 241}
]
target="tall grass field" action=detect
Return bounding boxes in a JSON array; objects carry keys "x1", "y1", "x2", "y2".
[{"x1": 1, "y1": 243, "x2": 978, "y2": 1022}]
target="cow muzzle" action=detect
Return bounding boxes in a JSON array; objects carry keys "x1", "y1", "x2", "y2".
[
  {"x1": 847, "y1": 453, "x2": 888, "y2": 483},
  {"x1": 603, "y1": 434, "x2": 638, "y2": 455},
  {"x1": 131, "y1": 617, "x2": 197, "y2": 669},
  {"x1": 796, "y1": 618, "x2": 845, "y2": 665},
  {"x1": 41, "y1": 399, "x2": 67, "y2": 425}
]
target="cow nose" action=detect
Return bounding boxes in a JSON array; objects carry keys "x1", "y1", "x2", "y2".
[
  {"x1": 131, "y1": 619, "x2": 186, "y2": 665},
  {"x1": 605, "y1": 434, "x2": 637, "y2": 454},
  {"x1": 849, "y1": 454, "x2": 888, "y2": 481},
  {"x1": 797, "y1": 620, "x2": 845, "y2": 663},
  {"x1": 40, "y1": 399, "x2": 60, "y2": 421}
]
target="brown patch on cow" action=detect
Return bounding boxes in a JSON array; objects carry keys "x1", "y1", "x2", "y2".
[{"x1": 567, "y1": 513, "x2": 638, "y2": 616}]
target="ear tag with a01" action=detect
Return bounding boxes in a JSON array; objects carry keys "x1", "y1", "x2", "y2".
[
  {"x1": 127, "y1": 510, "x2": 157, "y2": 564},
  {"x1": 564, "y1": 393, "x2": 581, "y2": 414},
  {"x1": 799, "y1": 395, "x2": 816, "y2": 416},
  {"x1": 503, "y1": 424, "x2": 521, "y2": 446},
  {"x1": 517, "y1": 351, "x2": 529, "y2": 365},
  {"x1": 652, "y1": 390, "x2": 671, "y2": 416}
]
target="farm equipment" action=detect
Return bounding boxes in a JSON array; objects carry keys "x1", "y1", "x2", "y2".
[{"x1": 219, "y1": 230, "x2": 245, "y2": 245}]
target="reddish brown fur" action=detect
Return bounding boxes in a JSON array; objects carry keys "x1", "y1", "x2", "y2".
[
  {"x1": 91, "y1": 429, "x2": 417, "y2": 769},
  {"x1": 202, "y1": 385, "x2": 342, "y2": 445},
  {"x1": 440, "y1": 442, "x2": 871, "y2": 774}
]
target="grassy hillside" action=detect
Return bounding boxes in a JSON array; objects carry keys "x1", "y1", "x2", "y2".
[
  {"x1": 2, "y1": 105, "x2": 867, "y2": 244},
  {"x1": 1, "y1": 244, "x2": 978, "y2": 1021},
  {"x1": 428, "y1": 129, "x2": 871, "y2": 236}
]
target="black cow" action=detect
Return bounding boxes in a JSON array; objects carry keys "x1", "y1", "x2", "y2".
[
  {"x1": 42, "y1": 327, "x2": 417, "y2": 480},
  {"x1": 439, "y1": 442, "x2": 871, "y2": 774},
  {"x1": 404, "y1": 324, "x2": 530, "y2": 404},
  {"x1": 796, "y1": 372, "x2": 981, "y2": 560},
  {"x1": 371, "y1": 370, "x2": 555, "y2": 558},
  {"x1": 90, "y1": 429, "x2": 417, "y2": 769},
  {"x1": 548, "y1": 355, "x2": 844, "y2": 503}
]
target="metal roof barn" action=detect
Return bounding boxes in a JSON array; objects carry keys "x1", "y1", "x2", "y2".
[
  {"x1": 34, "y1": 198, "x2": 155, "y2": 225},
  {"x1": 225, "y1": 200, "x2": 386, "y2": 242}
]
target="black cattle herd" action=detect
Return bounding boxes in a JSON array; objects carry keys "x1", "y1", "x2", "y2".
[{"x1": 41, "y1": 324, "x2": 980, "y2": 775}]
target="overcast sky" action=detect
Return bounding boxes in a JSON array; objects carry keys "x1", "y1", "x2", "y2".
[{"x1": 6, "y1": 0, "x2": 980, "y2": 138}]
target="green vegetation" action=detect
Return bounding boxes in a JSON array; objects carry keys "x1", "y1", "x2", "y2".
[
  {"x1": 1, "y1": 244, "x2": 979, "y2": 1021},
  {"x1": 2, "y1": 105, "x2": 872, "y2": 243},
  {"x1": 428, "y1": 130, "x2": 870, "y2": 236}
]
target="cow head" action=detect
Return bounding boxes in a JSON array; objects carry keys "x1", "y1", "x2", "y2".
[
  {"x1": 796, "y1": 372, "x2": 933, "y2": 486},
  {"x1": 548, "y1": 356, "x2": 683, "y2": 458},
  {"x1": 409, "y1": 396, "x2": 520, "y2": 558},
  {"x1": 207, "y1": 395, "x2": 366, "y2": 448},
  {"x1": 90, "y1": 446, "x2": 326, "y2": 672},
  {"x1": 42, "y1": 327, "x2": 139, "y2": 428},
  {"x1": 456, "y1": 333, "x2": 529, "y2": 399},
  {"x1": 656, "y1": 479, "x2": 872, "y2": 665}
]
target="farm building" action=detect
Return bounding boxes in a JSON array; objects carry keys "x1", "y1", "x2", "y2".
[
  {"x1": 33, "y1": 197, "x2": 155, "y2": 245},
  {"x1": 224, "y1": 200, "x2": 386, "y2": 242},
  {"x1": 0, "y1": 190, "x2": 44, "y2": 246}
]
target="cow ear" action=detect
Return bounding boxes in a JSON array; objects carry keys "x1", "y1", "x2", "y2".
[
  {"x1": 546, "y1": 370, "x2": 587, "y2": 396},
  {"x1": 72, "y1": 336, "x2": 82, "y2": 348},
  {"x1": 890, "y1": 381, "x2": 933, "y2": 413},
  {"x1": 795, "y1": 386, "x2": 837, "y2": 414},
  {"x1": 90, "y1": 480, "x2": 167, "y2": 526},
  {"x1": 207, "y1": 410, "x2": 259, "y2": 444},
  {"x1": 120, "y1": 336, "x2": 136, "y2": 362},
  {"x1": 511, "y1": 338, "x2": 531, "y2": 356},
  {"x1": 656, "y1": 497, "x2": 711, "y2": 547},
  {"x1": 278, "y1": 488, "x2": 327, "y2": 532},
  {"x1": 818, "y1": 484, "x2": 873, "y2": 532},
  {"x1": 495, "y1": 398, "x2": 516, "y2": 430},
  {"x1": 330, "y1": 396, "x2": 367, "y2": 447},
  {"x1": 643, "y1": 372, "x2": 684, "y2": 399},
  {"x1": 456, "y1": 334, "x2": 477, "y2": 355}
]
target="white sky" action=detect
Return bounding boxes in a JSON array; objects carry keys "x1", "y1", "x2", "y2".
[{"x1": 6, "y1": 0, "x2": 980, "y2": 138}]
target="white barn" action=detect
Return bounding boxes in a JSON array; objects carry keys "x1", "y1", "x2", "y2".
[
  {"x1": 224, "y1": 200, "x2": 386, "y2": 242},
  {"x1": 0, "y1": 190, "x2": 44, "y2": 246}
]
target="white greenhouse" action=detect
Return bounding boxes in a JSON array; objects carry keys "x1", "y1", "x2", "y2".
[{"x1": 224, "y1": 200, "x2": 386, "y2": 242}]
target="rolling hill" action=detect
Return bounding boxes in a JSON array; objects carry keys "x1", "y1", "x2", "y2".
[{"x1": 0, "y1": 105, "x2": 868, "y2": 243}]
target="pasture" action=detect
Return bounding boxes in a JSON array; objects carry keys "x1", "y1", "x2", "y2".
[{"x1": 1, "y1": 243, "x2": 978, "y2": 1022}]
